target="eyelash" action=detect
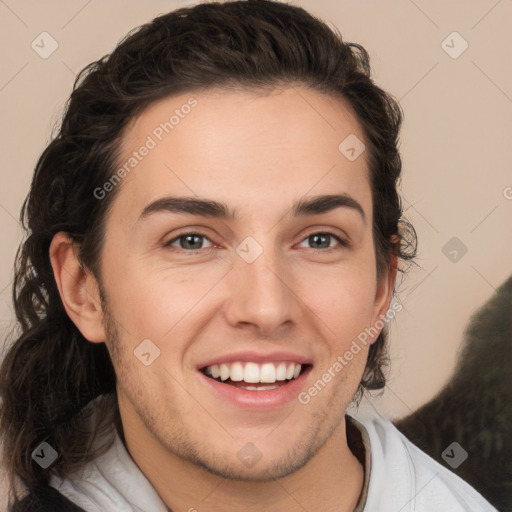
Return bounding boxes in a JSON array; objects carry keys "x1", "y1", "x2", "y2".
[{"x1": 163, "y1": 230, "x2": 349, "y2": 254}]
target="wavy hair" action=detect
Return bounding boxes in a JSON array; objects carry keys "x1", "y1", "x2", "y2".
[{"x1": 0, "y1": 0, "x2": 417, "y2": 504}]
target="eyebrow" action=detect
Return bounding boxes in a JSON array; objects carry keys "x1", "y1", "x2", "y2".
[{"x1": 137, "y1": 193, "x2": 366, "y2": 224}]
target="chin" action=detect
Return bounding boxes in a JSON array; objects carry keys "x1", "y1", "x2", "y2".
[
  {"x1": 163, "y1": 423, "x2": 327, "y2": 483},
  {"x1": 189, "y1": 446, "x2": 316, "y2": 482}
]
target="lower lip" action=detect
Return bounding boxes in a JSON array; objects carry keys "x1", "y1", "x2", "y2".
[{"x1": 198, "y1": 367, "x2": 312, "y2": 410}]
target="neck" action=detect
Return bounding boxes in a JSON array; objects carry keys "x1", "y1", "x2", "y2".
[{"x1": 120, "y1": 413, "x2": 364, "y2": 512}]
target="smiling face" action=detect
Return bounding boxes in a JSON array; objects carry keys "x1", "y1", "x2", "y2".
[{"x1": 88, "y1": 86, "x2": 394, "y2": 480}]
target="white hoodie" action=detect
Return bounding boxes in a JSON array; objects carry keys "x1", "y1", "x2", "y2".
[{"x1": 49, "y1": 408, "x2": 498, "y2": 512}]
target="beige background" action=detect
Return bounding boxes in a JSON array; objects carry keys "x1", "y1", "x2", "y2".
[{"x1": 1, "y1": 0, "x2": 511, "y2": 506}]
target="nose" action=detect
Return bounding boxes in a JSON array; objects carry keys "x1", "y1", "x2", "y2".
[{"x1": 222, "y1": 239, "x2": 301, "y2": 336}]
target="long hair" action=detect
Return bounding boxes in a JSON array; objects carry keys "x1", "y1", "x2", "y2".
[{"x1": 0, "y1": 0, "x2": 417, "y2": 504}]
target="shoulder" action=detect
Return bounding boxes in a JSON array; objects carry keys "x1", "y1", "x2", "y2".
[
  {"x1": 9, "y1": 485, "x2": 86, "y2": 512},
  {"x1": 348, "y1": 411, "x2": 499, "y2": 512}
]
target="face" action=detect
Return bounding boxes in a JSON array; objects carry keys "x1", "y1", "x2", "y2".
[{"x1": 94, "y1": 86, "x2": 394, "y2": 480}]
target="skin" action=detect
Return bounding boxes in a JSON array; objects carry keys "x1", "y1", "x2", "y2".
[{"x1": 50, "y1": 86, "x2": 397, "y2": 512}]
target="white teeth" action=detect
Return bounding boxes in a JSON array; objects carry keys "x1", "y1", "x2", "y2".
[
  {"x1": 244, "y1": 362, "x2": 260, "y2": 383},
  {"x1": 203, "y1": 361, "x2": 304, "y2": 384},
  {"x1": 260, "y1": 363, "x2": 276, "y2": 383},
  {"x1": 219, "y1": 363, "x2": 230, "y2": 381},
  {"x1": 276, "y1": 362, "x2": 287, "y2": 381},
  {"x1": 241, "y1": 384, "x2": 280, "y2": 391},
  {"x1": 230, "y1": 362, "x2": 244, "y2": 382}
]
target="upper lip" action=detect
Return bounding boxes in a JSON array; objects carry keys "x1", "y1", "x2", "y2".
[{"x1": 197, "y1": 350, "x2": 312, "y2": 370}]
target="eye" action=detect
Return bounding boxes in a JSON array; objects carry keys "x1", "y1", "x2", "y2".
[
  {"x1": 163, "y1": 230, "x2": 348, "y2": 254},
  {"x1": 297, "y1": 231, "x2": 347, "y2": 251},
  {"x1": 164, "y1": 232, "x2": 213, "y2": 252}
]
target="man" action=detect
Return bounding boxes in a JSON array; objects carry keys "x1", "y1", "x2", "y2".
[{"x1": 0, "y1": 1, "x2": 498, "y2": 510}]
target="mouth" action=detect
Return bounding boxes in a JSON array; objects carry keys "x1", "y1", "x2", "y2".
[{"x1": 200, "y1": 361, "x2": 312, "y2": 392}]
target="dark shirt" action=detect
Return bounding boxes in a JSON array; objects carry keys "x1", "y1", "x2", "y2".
[{"x1": 10, "y1": 485, "x2": 86, "y2": 512}]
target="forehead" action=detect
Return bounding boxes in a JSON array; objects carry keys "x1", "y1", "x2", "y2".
[{"x1": 110, "y1": 86, "x2": 370, "y2": 225}]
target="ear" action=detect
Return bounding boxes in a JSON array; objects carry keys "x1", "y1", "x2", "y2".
[
  {"x1": 49, "y1": 231, "x2": 106, "y2": 343},
  {"x1": 370, "y1": 243, "x2": 399, "y2": 343}
]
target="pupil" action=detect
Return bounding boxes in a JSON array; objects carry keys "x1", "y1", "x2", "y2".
[
  {"x1": 183, "y1": 235, "x2": 201, "y2": 249},
  {"x1": 311, "y1": 233, "x2": 328, "y2": 248}
]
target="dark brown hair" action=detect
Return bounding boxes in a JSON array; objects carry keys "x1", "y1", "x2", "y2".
[{"x1": 0, "y1": 0, "x2": 416, "y2": 504}]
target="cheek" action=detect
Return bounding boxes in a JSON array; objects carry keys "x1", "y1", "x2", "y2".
[
  {"x1": 102, "y1": 230, "x2": 378, "y2": 346},
  {"x1": 103, "y1": 262, "x2": 217, "y2": 348},
  {"x1": 301, "y1": 264, "x2": 378, "y2": 339}
]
